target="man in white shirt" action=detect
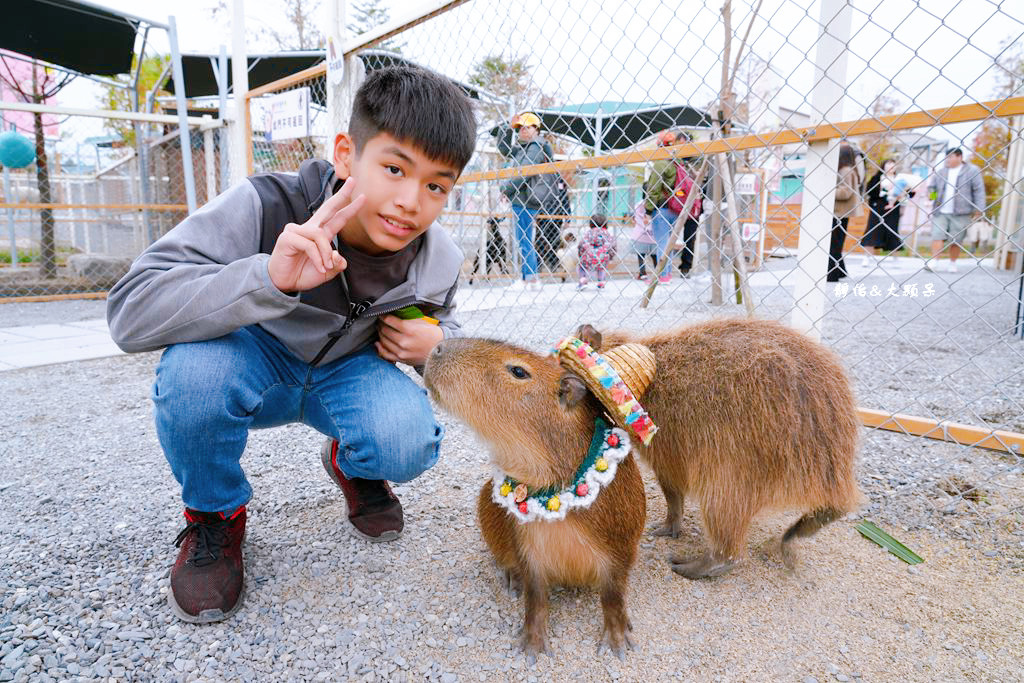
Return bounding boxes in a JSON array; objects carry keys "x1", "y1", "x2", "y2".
[{"x1": 926, "y1": 148, "x2": 986, "y2": 273}]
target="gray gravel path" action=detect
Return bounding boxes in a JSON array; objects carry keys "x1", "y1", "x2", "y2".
[{"x1": 1, "y1": 258, "x2": 1022, "y2": 681}]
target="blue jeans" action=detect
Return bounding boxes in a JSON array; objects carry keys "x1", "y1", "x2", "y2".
[
  {"x1": 511, "y1": 204, "x2": 539, "y2": 279},
  {"x1": 650, "y1": 207, "x2": 680, "y2": 277},
  {"x1": 152, "y1": 325, "x2": 443, "y2": 515}
]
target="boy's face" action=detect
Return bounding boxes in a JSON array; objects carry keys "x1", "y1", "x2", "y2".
[{"x1": 332, "y1": 132, "x2": 460, "y2": 255}]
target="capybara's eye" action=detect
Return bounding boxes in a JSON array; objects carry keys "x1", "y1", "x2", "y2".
[{"x1": 507, "y1": 365, "x2": 531, "y2": 379}]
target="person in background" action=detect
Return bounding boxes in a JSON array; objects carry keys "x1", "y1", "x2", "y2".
[
  {"x1": 630, "y1": 200, "x2": 658, "y2": 280},
  {"x1": 468, "y1": 216, "x2": 509, "y2": 284},
  {"x1": 828, "y1": 143, "x2": 862, "y2": 283},
  {"x1": 501, "y1": 112, "x2": 552, "y2": 289},
  {"x1": 577, "y1": 213, "x2": 616, "y2": 290},
  {"x1": 925, "y1": 147, "x2": 985, "y2": 273},
  {"x1": 674, "y1": 137, "x2": 702, "y2": 277},
  {"x1": 557, "y1": 229, "x2": 579, "y2": 280},
  {"x1": 643, "y1": 131, "x2": 684, "y2": 284},
  {"x1": 861, "y1": 158, "x2": 904, "y2": 264},
  {"x1": 536, "y1": 168, "x2": 572, "y2": 277}
]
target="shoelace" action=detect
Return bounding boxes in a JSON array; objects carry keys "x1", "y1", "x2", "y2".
[{"x1": 174, "y1": 519, "x2": 231, "y2": 567}]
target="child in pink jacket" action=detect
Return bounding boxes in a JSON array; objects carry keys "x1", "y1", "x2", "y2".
[{"x1": 577, "y1": 213, "x2": 616, "y2": 290}]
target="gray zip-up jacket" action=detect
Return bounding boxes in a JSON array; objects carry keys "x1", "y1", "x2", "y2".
[
  {"x1": 927, "y1": 163, "x2": 986, "y2": 216},
  {"x1": 107, "y1": 160, "x2": 464, "y2": 365},
  {"x1": 500, "y1": 139, "x2": 554, "y2": 209}
]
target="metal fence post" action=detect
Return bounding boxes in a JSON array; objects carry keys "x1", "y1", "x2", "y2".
[
  {"x1": 790, "y1": 0, "x2": 853, "y2": 340},
  {"x1": 230, "y1": 0, "x2": 250, "y2": 185},
  {"x1": 167, "y1": 15, "x2": 198, "y2": 215},
  {"x1": 328, "y1": 0, "x2": 366, "y2": 150},
  {"x1": 3, "y1": 166, "x2": 16, "y2": 266},
  {"x1": 218, "y1": 44, "x2": 230, "y2": 192},
  {"x1": 204, "y1": 120, "x2": 217, "y2": 202}
]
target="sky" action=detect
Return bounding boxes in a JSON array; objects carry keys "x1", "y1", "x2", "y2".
[{"x1": 27, "y1": 0, "x2": 1024, "y2": 155}]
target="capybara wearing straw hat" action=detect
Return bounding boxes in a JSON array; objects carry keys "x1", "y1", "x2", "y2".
[
  {"x1": 424, "y1": 337, "x2": 659, "y2": 660},
  {"x1": 576, "y1": 317, "x2": 862, "y2": 579}
]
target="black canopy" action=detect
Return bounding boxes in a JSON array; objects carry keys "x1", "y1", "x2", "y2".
[
  {"x1": 166, "y1": 52, "x2": 326, "y2": 99},
  {"x1": 166, "y1": 49, "x2": 484, "y2": 105},
  {"x1": 2, "y1": 0, "x2": 139, "y2": 76}
]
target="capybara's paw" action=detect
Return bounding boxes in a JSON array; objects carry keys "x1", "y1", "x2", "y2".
[
  {"x1": 502, "y1": 568, "x2": 523, "y2": 597},
  {"x1": 519, "y1": 631, "x2": 548, "y2": 665},
  {"x1": 597, "y1": 626, "x2": 635, "y2": 660},
  {"x1": 782, "y1": 540, "x2": 798, "y2": 573},
  {"x1": 670, "y1": 552, "x2": 739, "y2": 579},
  {"x1": 650, "y1": 521, "x2": 682, "y2": 538}
]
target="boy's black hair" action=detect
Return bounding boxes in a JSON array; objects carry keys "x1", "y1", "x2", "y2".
[
  {"x1": 590, "y1": 213, "x2": 608, "y2": 229},
  {"x1": 349, "y1": 66, "x2": 477, "y2": 171},
  {"x1": 946, "y1": 147, "x2": 963, "y2": 157}
]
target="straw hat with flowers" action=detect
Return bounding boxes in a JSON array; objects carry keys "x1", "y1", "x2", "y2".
[{"x1": 550, "y1": 336, "x2": 658, "y2": 446}]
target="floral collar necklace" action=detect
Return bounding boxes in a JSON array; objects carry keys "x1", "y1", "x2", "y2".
[{"x1": 491, "y1": 416, "x2": 630, "y2": 523}]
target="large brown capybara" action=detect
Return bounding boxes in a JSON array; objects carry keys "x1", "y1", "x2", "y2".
[
  {"x1": 577, "y1": 317, "x2": 863, "y2": 579},
  {"x1": 423, "y1": 337, "x2": 646, "y2": 660}
]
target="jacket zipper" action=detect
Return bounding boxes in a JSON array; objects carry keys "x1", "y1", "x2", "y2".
[
  {"x1": 309, "y1": 299, "x2": 369, "y2": 367},
  {"x1": 308, "y1": 297, "x2": 437, "y2": 367}
]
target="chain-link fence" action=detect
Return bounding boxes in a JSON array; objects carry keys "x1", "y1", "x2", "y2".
[
  {"x1": 0, "y1": 104, "x2": 224, "y2": 299},
  {"x1": 237, "y1": 0, "x2": 1024, "y2": 557}
]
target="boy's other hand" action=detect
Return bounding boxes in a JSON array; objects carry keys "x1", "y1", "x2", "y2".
[
  {"x1": 268, "y1": 177, "x2": 366, "y2": 293},
  {"x1": 375, "y1": 314, "x2": 444, "y2": 366}
]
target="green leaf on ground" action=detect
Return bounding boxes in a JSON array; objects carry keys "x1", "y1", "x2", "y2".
[{"x1": 855, "y1": 520, "x2": 924, "y2": 564}]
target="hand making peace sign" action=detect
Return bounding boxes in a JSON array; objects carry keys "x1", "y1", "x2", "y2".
[{"x1": 267, "y1": 177, "x2": 366, "y2": 293}]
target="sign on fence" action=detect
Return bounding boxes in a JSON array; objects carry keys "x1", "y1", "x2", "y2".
[
  {"x1": 735, "y1": 173, "x2": 758, "y2": 195},
  {"x1": 268, "y1": 87, "x2": 310, "y2": 141},
  {"x1": 327, "y1": 36, "x2": 344, "y2": 86}
]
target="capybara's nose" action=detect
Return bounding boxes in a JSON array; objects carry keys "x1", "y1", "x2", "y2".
[{"x1": 430, "y1": 340, "x2": 447, "y2": 360}]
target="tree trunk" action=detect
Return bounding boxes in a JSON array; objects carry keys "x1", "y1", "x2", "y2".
[
  {"x1": 33, "y1": 109, "x2": 56, "y2": 279},
  {"x1": 710, "y1": 165, "x2": 723, "y2": 305}
]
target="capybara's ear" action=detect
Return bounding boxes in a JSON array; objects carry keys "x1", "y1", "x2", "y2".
[
  {"x1": 575, "y1": 324, "x2": 602, "y2": 350},
  {"x1": 558, "y1": 373, "x2": 589, "y2": 410}
]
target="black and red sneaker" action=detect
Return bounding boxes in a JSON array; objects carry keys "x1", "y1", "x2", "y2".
[
  {"x1": 168, "y1": 506, "x2": 246, "y2": 624},
  {"x1": 320, "y1": 439, "x2": 404, "y2": 542}
]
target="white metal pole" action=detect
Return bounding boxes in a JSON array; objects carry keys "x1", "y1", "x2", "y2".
[
  {"x1": 68, "y1": 178, "x2": 81, "y2": 252},
  {"x1": 328, "y1": 0, "x2": 364, "y2": 144},
  {"x1": 204, "y1": 124, "x2": 217, "y2": 201},
  {"x1": 995, "y1": 117, "x2": 1022, "y2": 270},
  {"x1": 81, "y1": 182, "x2": 91, "y2": 253},
  {"x1": 98, "y1": 179, "x2": 109, "y2": 254},
  {"x1": 0, "y1": 101, "x2": 222, "y2": 128},
  {"x1": 168, "y1": 15, "x2": 198, "y2": 214},
  {"x1": 790, "y1": 0, "x2": 852, "y2": 340},
  {"x1": 218, "y1": 44, "x2": 231, "y2": 192},
  {"x1": 230, "y1": 0, "x2": 250, "y2": 185}
]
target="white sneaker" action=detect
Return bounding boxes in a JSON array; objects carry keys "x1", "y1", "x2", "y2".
[
  {"x1": 507, "y1": 279, "x2": 527, "y2": 290},
  {"x1": 526, "y1": 278, "x2": 542, "y2": 291},
  {"x1": 860, "y1": 255, "x2": 874, "y2": 268},
  {"x1": 948, "y1": 260, "x2": 958, "y2": 273}
]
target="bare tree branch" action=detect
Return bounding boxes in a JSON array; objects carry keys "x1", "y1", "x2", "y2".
[{"x1": 727, "y1": 0, "x2": 764, "y2": 100}]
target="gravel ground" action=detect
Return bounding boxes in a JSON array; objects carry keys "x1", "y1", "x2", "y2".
[{"x1": 1, "y1": 257, "x2": 1022, "y2": 682}]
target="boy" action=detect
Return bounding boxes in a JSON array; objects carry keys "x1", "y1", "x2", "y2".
[{"x1": 106, "y1": 66, "x2": 477, "y2": 623}]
